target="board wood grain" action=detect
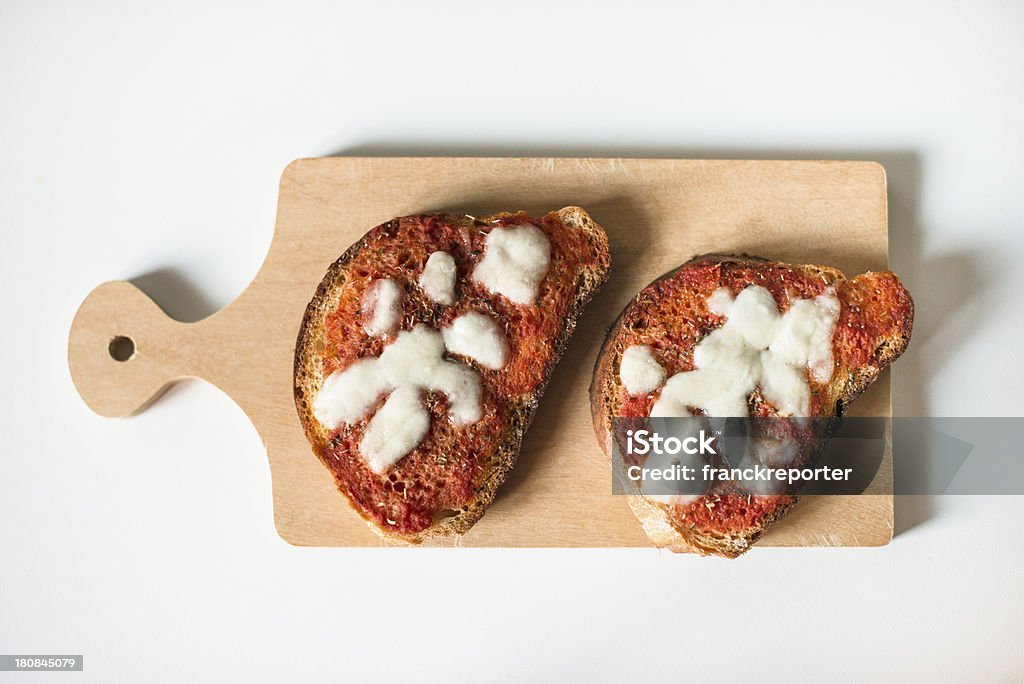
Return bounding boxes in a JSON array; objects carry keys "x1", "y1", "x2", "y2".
[{"x1": 68, "y1": 157, "x2": 893, "y2": 548}]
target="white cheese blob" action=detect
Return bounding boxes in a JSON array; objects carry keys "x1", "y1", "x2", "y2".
[
  {"x1": 640, "y1": 418, "x2": 705, "y2": 505},
  {"x1": 771, "y1": 295, "x2": 842, "y2": 383},
  {"x1": 471, "y1": 223, "x2": 551, "y2": 305},
  {"x1": 419, "y1": 251, "x2": 457, "y2": 305},
  {"x1": 650, "y1": 285, "x2": 840, "y2": 418},
  {"x1": 442, "y1": 311, "x2": 510, "y2": 371},
  {"x1": 312, "y1": 324, "x2": 488, "y2": 472},
  {"x1": 706, "y1": 287, "x2": 735, "y2": 317},
  {"x1": 313, "y1": 357, "x2": 390, "y2": 428},
  {"x1": 362, "y1": 278, "x2": 403, "y2": 337},
  {"x1": 619, "y1": 345, "x2": 666, "y2": 395},
  {"x1": 359, "y1": 386, "x2": 430, "y2": 474}
]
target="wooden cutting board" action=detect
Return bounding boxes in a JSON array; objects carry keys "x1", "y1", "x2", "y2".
[{"x1": 68, "y1": 157, "x2": 893, "y2": 548}]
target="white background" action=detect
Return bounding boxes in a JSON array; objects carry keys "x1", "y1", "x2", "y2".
[{"x1": 2, "y1": 1, "x2": 1023, "y2": 681}]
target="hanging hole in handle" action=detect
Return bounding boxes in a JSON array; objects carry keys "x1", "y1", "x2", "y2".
[{"x1": 108, "y1": 335, "x2": 136, "y2": 362}]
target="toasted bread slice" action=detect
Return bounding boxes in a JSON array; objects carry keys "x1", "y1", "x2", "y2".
[
  {"x1": 590, "y1": 254, "x2": 913, "y2": 557},
  {"x1": 295, "y1": 207, "x2": 610, "y2": 543}
]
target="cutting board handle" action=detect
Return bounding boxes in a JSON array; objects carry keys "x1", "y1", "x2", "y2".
[{"x1": 68, "y1": 281, "x2": 208, "y2": 417}]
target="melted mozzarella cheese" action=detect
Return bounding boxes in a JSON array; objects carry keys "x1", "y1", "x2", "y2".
[
  {"x1": 313, "y1": 357, "x2": 390, "y2": 428},
  {"x1": 771, "y1": 295, "x2": 842, "y2": 383},
  {"x1": 650, "y1": 285, "x2": 840, "y2": 417},
  {"x1": 359, "y1": 386, "x2": 431, "y2": 474},
  {"x1": 619, "y1": 345, "x2": 666, "y2": 395},
  {"x1": 706, "y1": 287, "x2": 735, "y2": 316},
  {"x1": 419, "y1": 251, "x2": 457, "y2": 305},
  {"x1": 638, "y1": 418, "x2": 706, "y2": 505},
  {"x1": 376, "y1": 325, "x2": 483, "y2": 425},
  {"x1": 362, "y1": 278, "x2": 403, "y2": 337},
  {"x1": 442, "y1": 311, "x2": 510, "y2": 371},
  {"x1": 471, "y1": 223, "x2": 550, "y2": 305},
  {"x1": 312, "y1": 324, "x2": 487, "y2": 472}
]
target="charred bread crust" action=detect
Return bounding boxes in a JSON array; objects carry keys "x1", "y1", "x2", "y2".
[
  {"x1": 590, "y1": 253, "x2": 913, "y2": 557},
  {"x1": 296, "y1": 207, "x2": 611, "y2": 543}
]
